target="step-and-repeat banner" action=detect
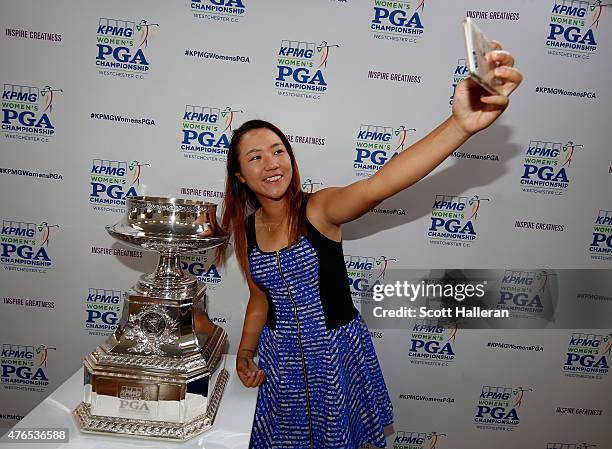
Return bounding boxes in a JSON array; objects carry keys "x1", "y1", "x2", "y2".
[{"x1": 1, "y1": 1, "x2": 611, "y2": 447}]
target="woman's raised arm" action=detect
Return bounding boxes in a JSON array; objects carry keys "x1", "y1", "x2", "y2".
[{"x1": 313, "y1": 46, "x2": 522, "y2": 227}]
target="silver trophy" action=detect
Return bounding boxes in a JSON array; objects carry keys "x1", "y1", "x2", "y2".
[{"x1": 74, "y1": 196, "x2": 229, "y2": 440}]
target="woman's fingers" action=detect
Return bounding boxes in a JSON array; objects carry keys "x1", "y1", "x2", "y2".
[
  {"x1": 246, "y1": 358, "x2": 260, "y2": 373},
  {"x1": 237, "y1": 367, "x2": 251, "y2": 385},
  {"x1": 495, "y1": 66, "x2": 522, "y2": 82},
  {"x1": 244, "y1": 369, "x2": 265, "y2": 387},
  {"x1": 244, "y1": 370, "x2": 256, "y2": 387},
  {"x1": 489, "y1": 40, "x2": 511, "y2": 66},
  {"x1": 236, "y1": 358, "x2": 253, "y2": 385},
  {"x1": 480, "y1": 94, "x2": 509, "y2": 107},
  {"x1": 491, "y1": 50, "x2": 515, "y2": 68},
  {"x1": 494, "y1": 66, "x2": 523, "y2": 95},
  {"x1": 236, "y1": 358, "x2": 266, "y2": 387},
  {"x1": 238, "y1": 368, "x2": 254, "y2": 387},
  {"x1": 253, "y1": 370, "x2": 266, "y2": 386}
]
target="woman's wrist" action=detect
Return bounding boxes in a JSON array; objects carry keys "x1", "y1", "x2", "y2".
[
  {"x1": 447, "y1": 115, "x2": 472, "y2": 142},
  {"x1": 238, "y1": 348, "x2": 256, "y2": 356}
]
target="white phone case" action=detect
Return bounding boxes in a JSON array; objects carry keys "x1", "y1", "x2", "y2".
[{"x1": 463, "y1": 17, "x2": 502, "y2": 96}]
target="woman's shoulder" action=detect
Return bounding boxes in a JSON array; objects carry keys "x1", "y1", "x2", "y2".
[{"x1": 304, "y1": 189, "x2": 342, "y2": 243}]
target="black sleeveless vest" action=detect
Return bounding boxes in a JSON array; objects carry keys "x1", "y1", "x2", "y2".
[{"x1": 246, "y1": 195, "x2": 358, "y2": 330}]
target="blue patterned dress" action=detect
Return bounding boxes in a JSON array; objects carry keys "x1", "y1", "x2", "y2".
[{"x1": 247, "y1": 201, "x2": 393, "y2": 449}]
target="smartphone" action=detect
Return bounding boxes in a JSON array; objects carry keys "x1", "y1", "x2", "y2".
[{"x1": 462, "y1": 17, "x2": 502, "y2": 96}]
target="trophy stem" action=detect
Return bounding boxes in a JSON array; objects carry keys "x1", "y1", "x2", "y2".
[
  {"x1": 155, "y1": 251, "x2": 185, "y2": 281},
  {"x1": 137, "y1": 251, "x2": 197, "y2": 296}
]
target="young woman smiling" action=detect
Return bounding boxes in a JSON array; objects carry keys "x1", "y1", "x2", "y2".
[{"x1": 216, "y1": 44, "x2": 522, "y2": 449}]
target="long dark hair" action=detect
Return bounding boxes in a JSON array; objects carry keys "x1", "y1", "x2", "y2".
[{"x1": 215, "y1": 120, "x2": 306, "y2": 277}]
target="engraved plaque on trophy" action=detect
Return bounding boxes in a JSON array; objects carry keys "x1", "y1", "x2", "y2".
[{"x1": 73, "y1": 196, "x2": 229, "y2": 440}]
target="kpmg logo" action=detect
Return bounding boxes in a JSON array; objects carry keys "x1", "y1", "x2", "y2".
[
  {"x1": 589, "y1": 209, "x2": 612, "y2": 262},
  {"x1": 181, "y1": 253, "x2": 222, "y2": 289},
  {"x1": 2, "y1": 83, "x2": 61, "y2": 142},
  {"x1": 546, "y1": 1, "x2": 610, "y2": 59},
  {"x1": 371, "y1": 0, "x2": 425, "y2": 43},
  {"x1": 0, "y1": 220, "x2": 58, "y2": 273},
  {"x1": 190, "y1": 0, "x2": 245, "y2": 22},
  {"x1": 409, "y1": 319, "x2": 457, "y2": 367},
  {"x1": 344, "y1": 254, "x2": 396, "y2": 302},
  {"x1": 180, "y1": 105, "x2": 242, "y2": 162},
  {"x1": 1, "y1": 343, "x2": 55, "y2": 392},
  {"x1": 449, "y1": 59, "x2": 468, "y2": 106},
  {"x1": 89, "y1": 159, "x2": 149, "y2": 213},
  {"x1": 497, "y1": 270, "x2": 552, "y2": 319},
  {"x1": 428, "y1": 194, "x2": 488, "y2": 247},
  {"x1": 474, "y1": 385, "x2": 532, "y2": 431},
  {"x1": 562, "y1": 332, "x2": 610, "y2": 379},
  {"x1": 96, "y1": 18, "x2": 158, "y2": 79},
  {"x1": 275, "y1": 40, "x2": 339, "y2": 100},
  {"x1": 353, "y1": 124, "x2": 415, "y2": 177},
  {"x1": 84, "y1": 288, "x2": 123, "y2": 336},
  {"x1": 520, "y1": 140, "x2": 582, "y2": 195},
  {"x1": 393, "y1": 430, "x2": 446, "y2": 449}
]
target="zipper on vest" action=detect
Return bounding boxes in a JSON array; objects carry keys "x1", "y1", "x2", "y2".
[{"x1": 276, "y1": 250, "x2": 314, "y2": 449}]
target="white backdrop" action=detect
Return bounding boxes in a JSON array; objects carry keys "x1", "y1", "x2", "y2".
[{"x1": 1, "y1": 1, "x2": 611, "y2": 447}]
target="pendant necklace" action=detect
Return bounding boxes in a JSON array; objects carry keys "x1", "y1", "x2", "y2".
[{"x1": 259, "y1": 209, "x2": 285, "y2": 233}]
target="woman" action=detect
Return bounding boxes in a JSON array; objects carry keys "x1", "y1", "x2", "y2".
[{"x1": 217, "y1": 44, "x2": 522, "y2": 449}]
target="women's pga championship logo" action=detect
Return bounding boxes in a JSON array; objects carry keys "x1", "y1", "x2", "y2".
[
  {"x1": 180, "y1": 105, "x2": 243, "y2": 162},
  {"x1": 89, "y1": 159, "x2": 150, "y2": 213},
  {"x1": 590, "y1": 209, "x2": 612, "y2": 262},
  {"x1": 371, "y1": 0, "x2": 426, "y2": 43},
  {"x1": 95, "y1": 18, "x2": 159, "y2": 78},
  {"x1": 1, "y1": 343, "x2": 55, "y2": 392},
  {"x1": 496, "y1": 270, "x2": 554, "y2": 319},
  {"x1": 352, "y1": 125, "x2": 416, "y2": 178},
  {"x1": 0, "y1": 220, "x2": 58, "y2": 273},
  {"x1": 2, "y1": 83, "x2": 62, "y2": 143},
  {"x1": 344, "y1": 254, "x2": 397, "y2": 303},
  {"x1": 408, "y1": 319, "x2": 458, "y2": 367},
  {"x1": 275, "y1": 40, "x2": 339, "y2": 100},
  {"x1": 562, "y1": 333, "x2": 610, "y2": 380},
  {"x1": 428, "y1": 194, "x2": 489, "y2": 248},
  {"x1": 84, "y1": 288, "x2": 124, "y2": 337},
  {"x1": 520, "y1": 140, "x2": 582, "y2": 195},
  {"x1": 474, "y1": 385, "x2": 532, "y2": 431},
  {"x1": 545, "y1": 0, "x2": 610, "y2": 60}
]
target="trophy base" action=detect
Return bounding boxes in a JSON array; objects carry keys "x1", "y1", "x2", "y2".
[
  {"x1": 73, "y1": 368, "x2": 229, "y2": 441},
  {"x1": 74, "y1": 280, "x2": 230, "y2": 440}
]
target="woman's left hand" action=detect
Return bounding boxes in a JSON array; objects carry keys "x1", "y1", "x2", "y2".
[{"x1": 451, "y1": 41, "x2": 523, "y2": 137}]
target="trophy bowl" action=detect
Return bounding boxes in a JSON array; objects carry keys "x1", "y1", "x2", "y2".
[
  {"x1": 106, "y1": 195, "x2": 226, "y2": 253},
  {"x1": 74, "y1": 196, "x2": 230, "y2": 440},
  {"x1": 106, "y1": 196, "x2": 228, "y2": 297}
]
